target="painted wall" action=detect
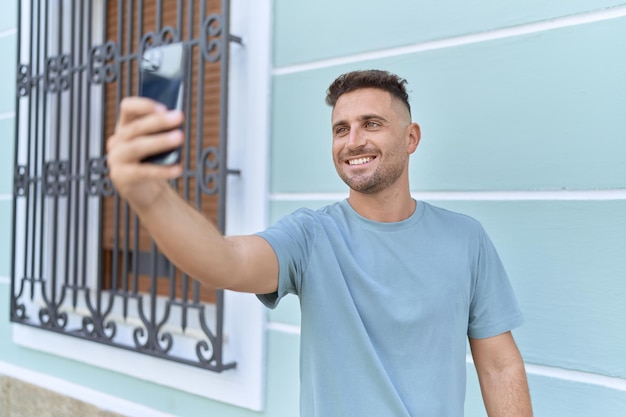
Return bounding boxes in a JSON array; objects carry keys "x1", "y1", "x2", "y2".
[
  {"x1": 268, "y1": 1, "x2": 626, "y2": 416},
  {"x1": 1, "y1": 1, "x2": 626, "y2": 417}
]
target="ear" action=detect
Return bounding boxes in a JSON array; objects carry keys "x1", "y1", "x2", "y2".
[{"x1": 406, "y1": 122, "x2": 421, "y2": 154}]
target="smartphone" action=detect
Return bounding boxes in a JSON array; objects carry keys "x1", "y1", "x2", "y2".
[{"x1": 138, "y1": 42, "x2": 188, "y2": 165}]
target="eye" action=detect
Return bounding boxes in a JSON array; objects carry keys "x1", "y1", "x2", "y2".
[
  {"x1": 365, "y1": 120, "x2": 381, "y2": 129},
  {"x1": 334, "y1": 126, "x2": 349, "y2": 136}
]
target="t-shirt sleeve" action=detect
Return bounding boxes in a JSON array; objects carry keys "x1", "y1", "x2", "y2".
[
  {"x1": 468, "y1": 226, "x2": 525, "y2": 338},
  {"x1": 255, "y1": 209, "x2": 317, "y2": 309}
]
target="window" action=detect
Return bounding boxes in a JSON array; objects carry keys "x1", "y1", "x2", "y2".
[{"x1": 11, "y1": 0, "x2": 271, "y2": 410}]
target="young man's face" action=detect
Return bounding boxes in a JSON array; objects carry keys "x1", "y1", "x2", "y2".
[{"x1": 331, "y1": 88, "x2": 419, "y2": 195}]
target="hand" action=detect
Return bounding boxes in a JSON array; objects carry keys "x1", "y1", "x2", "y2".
[{"x1": 106, "y1": 97, "x2": 185, "y2": 208}]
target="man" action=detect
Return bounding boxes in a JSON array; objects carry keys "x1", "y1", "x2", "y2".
[{"x1": 107, "y1": 69, "x2": 533, "y2": 416}]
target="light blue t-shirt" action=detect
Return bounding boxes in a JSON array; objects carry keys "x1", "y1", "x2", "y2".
[{"x1": 257, "y1": 200, "x2": 524, "y2": 417}]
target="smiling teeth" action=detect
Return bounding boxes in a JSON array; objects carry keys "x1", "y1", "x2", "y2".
[{"x1": 348, "y1": 157, "x2": 372, "y2": 165}]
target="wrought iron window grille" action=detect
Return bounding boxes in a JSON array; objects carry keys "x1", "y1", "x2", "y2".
[{"x1": 11, "y1": 0, "x2": 242, "y2": 373}]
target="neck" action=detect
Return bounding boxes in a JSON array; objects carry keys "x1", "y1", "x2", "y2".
[{"x1": 347, "y1": 187, "x2": 415, "y2": 223}]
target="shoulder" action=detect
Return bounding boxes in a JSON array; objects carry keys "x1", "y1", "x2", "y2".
[
  {"x1": 264, "y1": 201, "x2": 345, "y2": 235},
  {"x1": 417, "y1": 202, "x2": 494, "y2": 253},
  {"x1": 256, "y1": 202, "x2": 347, "y2": 263},
  {"x1": 421, "y1": 202, "x2": 484, "y2": 232}
]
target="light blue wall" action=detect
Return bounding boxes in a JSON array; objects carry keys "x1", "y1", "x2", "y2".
[
  {"x1": 268, "y1": 0, "x2": 626, "y2": 416},
  {"x1": 436, "y1": 201, "x2": 626, "y2": 374},
  {"x1": 274, "y1": 0, "x2": 626, "y2": 67},
  {"x1": 271, "y1": 18, "x2": 626, "y2": 192},
  {"x1": 0, "y1": 2, "x2": 17, "y2": 285}
]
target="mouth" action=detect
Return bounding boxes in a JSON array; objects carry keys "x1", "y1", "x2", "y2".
[{"x1": 346, "y1": 156, "x2": 375, "y2": 166}]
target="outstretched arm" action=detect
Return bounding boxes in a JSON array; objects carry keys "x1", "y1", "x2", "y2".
[
  {"x1": 469, "y1": 331, "x2": 533, "y2": 417},
  {"x1": 106, "y1": 97, "x2": 278, "y2": 294}
]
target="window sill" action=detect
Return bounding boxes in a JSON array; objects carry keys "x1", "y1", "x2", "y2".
[{"x1": 12, "y1": 291, "x2": 267, "y2": 411}]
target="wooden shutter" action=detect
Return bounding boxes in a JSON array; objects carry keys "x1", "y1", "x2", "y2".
[{"x1": 102, "y1": 0, "x2": 222, "y2": 303}]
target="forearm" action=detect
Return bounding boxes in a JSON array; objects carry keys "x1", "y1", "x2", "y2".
[
  {"x1": 477, "y1": 360, "x2": 533, "y2": 417},
  {"x1": 470, "y1": 333, "x2": 533, "y2": 417},
  {"x1": 126, "y1": 183, "x2": 232, "y2": 285},
  {"x1": 125, "y1": 182, "x2": 277, "y2": 293},
  {"x1": 106, "y1": 99, "x2": 278, "y2": 294}
]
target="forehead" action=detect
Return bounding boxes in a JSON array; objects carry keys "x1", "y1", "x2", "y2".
[{"x1": 331, "y1": 88, "x2": 406, "y2": 122}]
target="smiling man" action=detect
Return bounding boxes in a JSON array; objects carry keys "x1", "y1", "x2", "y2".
[
  {"x1": 107, "y1": 69, "x2": 533, "y2": 416},
  {"x1": 329, "y1": 78, "x2": 420, "y2": 220}
]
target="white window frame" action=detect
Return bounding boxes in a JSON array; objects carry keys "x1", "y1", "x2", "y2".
[{"x1": 11, "y1": 0, "x2": 273, "y2": 411}]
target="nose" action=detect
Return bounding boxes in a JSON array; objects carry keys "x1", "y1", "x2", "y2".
[{"x1": 347, "y1": 127, "x2": 365, "y2": 150}]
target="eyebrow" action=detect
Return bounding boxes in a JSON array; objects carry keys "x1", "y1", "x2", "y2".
[{"x1": 332, "y1": 113, "x2": 389, "y2": 130}]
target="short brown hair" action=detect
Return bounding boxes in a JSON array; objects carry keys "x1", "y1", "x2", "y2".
[{"x1": 325, "y1": 70, "x2": 411, "y2": 114}]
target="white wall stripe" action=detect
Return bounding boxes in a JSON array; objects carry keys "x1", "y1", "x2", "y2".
[
  {"x1": 465, "y1": 354, "x2": 626, "y2": 392},
  {"x1": 271, "y1": 189, "x2": 626, "y2": 202},
  {"x1": 265, "y1": 324, "x2": 626, "y2": 391},
  {"x1": 0, "y1": 195, "x2": 13, "y2": 201},
  {"x1": 0, "y1": 276, "x2": 10, "y2": 284},
  {"x1": 0, "y1": 28, "x2": 17, "y2": 39},
  {"x1": 0, "y1": 361, "x2": 179, "y2": 417},
  {"x1": 266, "y1": 322, "x2": 301, "y2": 335},
  {"x1": 273, "y1": 5, "x2": 626, "y2": 76},
  {"x1": 0, "y1": 111, "x2": 16, "y2": 121},
  {"x1": 268, "y1": 323, "x2": 626, "y2": 391},
  {"x1": 525, "y1": 363, "x2": 626, "y2": 392}
]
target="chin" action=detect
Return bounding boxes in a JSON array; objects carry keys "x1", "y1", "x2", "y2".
[{"x1": 344, "y1": 179, "x2": 382, "y2": 194}]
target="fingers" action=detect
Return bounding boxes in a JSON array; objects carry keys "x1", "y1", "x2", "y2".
[
  {"x1": 109, "y1": 129, "x2": 184, "y2": 165},
  {"x1": 109, "y1": 99, "x2": 184, "y2": 152},
  {"x1": 110, "y1": 156, "x2": 183, "y2": 183},
  {"x1": 107, "y1": 129, "x2": 184, "y2": 199},
  {"x1": 107, "y1": 95, "x2": 185, "y2": 162},
  {"x1": 106, "y1": 96, "x2": 186, "y2": 200},
  {"x1": 116, "y1": 96, "x2": 166, "y2": 129}
]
